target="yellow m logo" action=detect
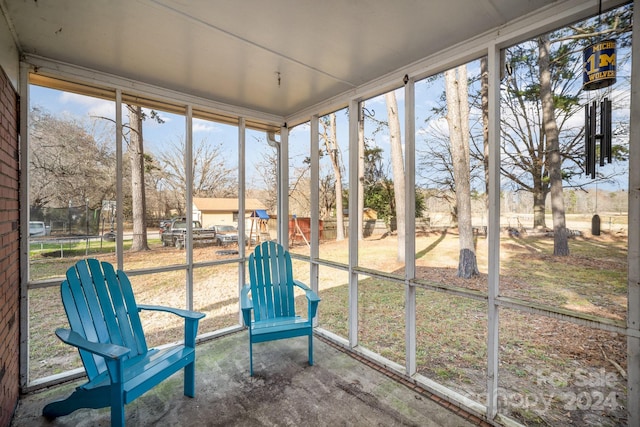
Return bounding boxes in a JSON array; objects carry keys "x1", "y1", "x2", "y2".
[{"x1": 599, "y1": 53, "x2": 616, "y2": 67}]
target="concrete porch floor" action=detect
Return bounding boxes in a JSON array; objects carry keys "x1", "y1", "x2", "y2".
[{"x1": 12, "y1": 331, "x2": 489, "y2": 426}]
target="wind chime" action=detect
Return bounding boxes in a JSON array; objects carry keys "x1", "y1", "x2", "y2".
[
  {"x1": 582, "y1": 1, "x2": 616, "y2": 236},
  {"x1": 582, "y1": 24, "x2": 616, "y2": 179}
]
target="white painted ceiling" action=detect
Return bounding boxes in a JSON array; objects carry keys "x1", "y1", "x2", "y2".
[{"x1": 4, "y1": 0, "x2": 559, "y2": 118}]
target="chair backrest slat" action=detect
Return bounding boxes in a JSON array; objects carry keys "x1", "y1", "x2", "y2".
[
  {"x1": 74, "y1": 260, "x2": 111, "y2": 343},
  {"x1": 248, "y1": 242, "x2": 296, "y2": 321},
  {"x1": 251, "y1": 243, "x2": 267, "y2": 321},
  {"x1": 283, "y1": 246, "x2": 296, "y2": 316},
  {"x1": 250, "y1": 244, "x2": 268, "y2": 321},
  {"x1": 86, "y1": 259, "x2": 125, "y2": 347},
  {"x1": 266, "y1": 243, "x2": 282, "y2": 317},
  {"x1": 114, "y1": 268, "x2": 147, "y2": 355},
  {"x1": 270, "y1": 243, "x2": 285, "y2": 317}
]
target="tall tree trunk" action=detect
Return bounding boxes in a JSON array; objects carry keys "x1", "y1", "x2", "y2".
[
  {"x1": 385, "y1": 92, "x2": 405, "y2": 263},
  {"x1": 327, "y1": 113, "x2": 345, "y2": 241},
  {"x1": 445, "y1": 66, "x2": 478, "y2": 278},
  {"x1": 538, "y1": 35, "x2": 569, "y2": 256},
  {"x1": 532, "y1": 188, "x2": 548, "y2": 229},
  {"x1": 128, "y1": 105, "x2": 149, "y2": 251},
  {"x1": 480, "y1": 57, "x2": 490, "y2": 208}
]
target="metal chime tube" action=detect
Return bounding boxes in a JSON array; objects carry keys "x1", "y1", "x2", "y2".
[
  {"x1": 584, "y1": 97, "x2": 613, "y2": 179},
  {"x1": 585, "y1": 104, "x2": 591, "y2": 176},
  {"x1": 600, "y1": 100, "x2": 606, "y2": 167},
  {"x1": 604, "y1": 98, "x2": 612, "y2": 163},
  {"x1": 590, "y1": 101, "x2": 597, "y2": 178}
]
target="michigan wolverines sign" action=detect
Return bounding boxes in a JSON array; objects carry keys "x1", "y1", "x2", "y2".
[{"x1": 583, "y1": 39, "x2": 616, "y2": 91}]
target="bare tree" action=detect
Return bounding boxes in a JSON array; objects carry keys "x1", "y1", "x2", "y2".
[
  {"x1": 318, "y1": 171, "x2": 336, "y2": 219},
  {"x1": 445, "y1": 65, "x2": 478, "y2": 278},
  {"x1": 417, "y1": 115, "x2": 485, "y2": 224},
  {"x1": 539, "y1": 35, "x2": 569, "y2": 256},
  {"x1": 320, "y1": 113, "x2": 345, "y2": 240},
  {"x1": 29, "y1": 108, "x2": 115, "y2": 210},
  {"x1": 385, "y1": 91, "x2": 406, "y2": 263},
  {"x1": 127, "y1": 105, "x2": 149, "y2": 251},
  {"x1": 28, "y1": 108, "x2": 115, "y2": 233},
  {"x1": 251, "y1": 143, "x2": 279, "y2": 214},
  {"x1": 145, "y1": 164, "x2": 172, "y2": 220},
  {"x1": 156, "y1": 137, "x2": 238, "y2": 210},
  {"x1": 289, "y1": 171, "x2": 312, "y2": 218}
]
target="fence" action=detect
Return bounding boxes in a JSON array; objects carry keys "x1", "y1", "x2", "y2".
[{"x1": 30, "y1": 205, "x2": 102, "y2": 236}]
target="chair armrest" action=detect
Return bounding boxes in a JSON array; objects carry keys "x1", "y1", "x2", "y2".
[
  {"x1": 240, "y1": 285, "x2": 253, "y2": 310},
  {"x1": 240, "y1": 285, "x2": 253, "y2": 326},
  {"x1": 138, "y1": 305, "x2": 204, "y2": 348},
  {"x1": 294, "y1": 280, "x2": 321, "y2": 320},
  {"x1": 138, "y1": 304, "x2": 205, "y2": 320},
  {"x1": 55, "y1": 328, "x2": 130, "y2": 360},
  {"x1": 294, "y1": 280, "x2": 321, "y2": 303}
]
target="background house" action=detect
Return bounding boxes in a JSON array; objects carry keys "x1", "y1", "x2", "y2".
[{"x1": 193, "y1": 197, "x2": 266, "y2": 229}]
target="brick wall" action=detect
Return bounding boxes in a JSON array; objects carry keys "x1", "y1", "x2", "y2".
[{"x1": 0, "y1": 65, "x2": 20, "y2": 426}]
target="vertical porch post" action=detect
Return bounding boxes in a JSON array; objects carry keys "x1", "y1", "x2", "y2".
[
  {"x1": 115, "y1": 89, "x2": 124, "y2": 269},
  {"x1": 310, "y1": 115, "x2": 321, "y2": 310},
  {"x1": 348, "y1": 99, "x2": 361, "y2": 347},
  {"x1": 238, "y1": 117, "x2": 246, "y2": 326},
  {"x1": 185, "y1": 105, "x2": 194, "y2": 310},
  {"x1": 404, "y1": 77, "x2": 417, "y2": 376},
  {"x1": 184, "y1": 105, "x2": 193, "y2": 310},
  {"x1": 486, "y1": 42, "x2": 502, "y2": 420},
  {"x1": 627, "y1": 0, "x2": 640, "y2": 423},
  {"x1": 280, "y1": 125, "x2": 289, "y2": 247},
  {"x1": 238, "y1": 118, "x2": 246, "y2": 259}
]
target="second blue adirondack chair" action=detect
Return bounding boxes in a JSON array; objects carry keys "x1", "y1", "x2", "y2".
[
  {"x1": 42, "y1": 259, "x2": 205, "y2": 427},
  {"x1": 241, "y1": 241, "x2": 321, "y2": 376}
]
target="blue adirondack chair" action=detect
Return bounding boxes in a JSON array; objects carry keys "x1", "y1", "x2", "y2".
[
  {"x1": 241, "y1": 241, "x2": 320, "y2": 376},
  {"x1": 42, "y1": 259, "x2": 205, "y2": 427}
]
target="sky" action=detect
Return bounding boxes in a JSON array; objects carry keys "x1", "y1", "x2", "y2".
[
  {"x1": 32, "y1": 85, "x2": 228, "y2": 153},
  {"x1": 29, "y1": 43, "x2": 630, "y2": 197}
]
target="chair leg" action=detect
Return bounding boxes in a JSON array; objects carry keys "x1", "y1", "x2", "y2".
[
  {"x1": 249, "y1": 336, "x2": 254, "y2": 376},
  {"x1": 111, "y1": 386, "x2": 125, "y2": 427},
  {"x1": 184, "y1": 362, "x2": 196, "y2": 398},
  {"x1": 112, "y1": 403, "x2": 125, "y2": 427},
  {"x1": 308, "y1": 333, "x2": 314, "y2": 366},
  {"x1": 42, "y1": 386, "x2": 110, "y2": 419},
  {"x1": 108, "y1": 360, "x2": 125, "y2": 427}
]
